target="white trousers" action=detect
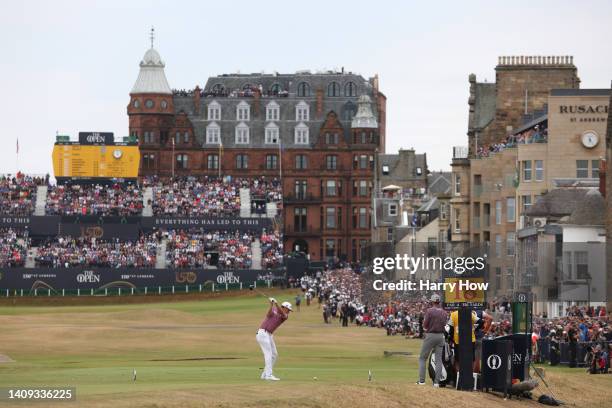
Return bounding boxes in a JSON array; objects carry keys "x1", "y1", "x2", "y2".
[{"x1": 256, "y1": 328, "x2": 278, "y2": 377}]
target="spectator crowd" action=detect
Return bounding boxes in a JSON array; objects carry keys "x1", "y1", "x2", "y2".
[
  {"x1": 46, "y1": 182, "x2": 144, "y2": 216},
  {"x1": 35, "y1": 234, "x2": 158, "y2": 268},
  {"x1": 0, "y1": 173, "x2": 47, "y2": 216},
  {"x1": 476, "y1": 123, "x2": 548, "y2": 158},
  {"x1": 0, "y1": 228, "x2": 30, "y2": 267}
]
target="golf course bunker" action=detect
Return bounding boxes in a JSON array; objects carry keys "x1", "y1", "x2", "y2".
[
  {"x1": 150, "y1": 357, "x2": 246, "y2": 362},
  {"x1": 0, "y1": 354, "x2": 15, "y2": 363}
]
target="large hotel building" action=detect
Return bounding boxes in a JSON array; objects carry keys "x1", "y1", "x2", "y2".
[
  {"x1": 451, "y1": 56, "x2": 610, "y2": 312},
  {"x1": 126, "y1": 42, "x2": 387, "y2": 262}
]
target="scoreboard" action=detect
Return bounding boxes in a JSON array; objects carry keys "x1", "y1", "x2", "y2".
[{"x1": 52, "y1": 143, "x2": 140, "y2": 179}]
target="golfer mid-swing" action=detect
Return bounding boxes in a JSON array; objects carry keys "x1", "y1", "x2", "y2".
[{"x1": 256, "y1": 297, "x2": 292, "y2": 380}]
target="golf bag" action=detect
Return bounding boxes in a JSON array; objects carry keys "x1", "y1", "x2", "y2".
[{"x1": 428, "y1": 337, "x2": 456, "y2": 386}]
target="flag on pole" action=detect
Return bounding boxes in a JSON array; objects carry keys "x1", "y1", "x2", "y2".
[{"x1": 16, "y1": 138, "x2": 19, "y2": 154}]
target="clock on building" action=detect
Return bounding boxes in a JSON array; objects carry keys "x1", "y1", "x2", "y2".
[
  {"x1": 581, "y1": 131, "x2": 599, "y2": 148},
  {"x1": 113, "y1": 149, "x2": 123, "y2": 159}
]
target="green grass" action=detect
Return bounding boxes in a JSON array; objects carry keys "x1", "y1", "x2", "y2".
[{"x1": 0, "y1": 290, "x2": 610, "y2": 408}]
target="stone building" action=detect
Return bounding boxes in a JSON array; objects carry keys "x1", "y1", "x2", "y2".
[
  {"x1": 126, "y1": 40, "x2": 387, "y2": 263},
  {"x1": 451, "y1": 55, "x2": 609, "y2": 300}
]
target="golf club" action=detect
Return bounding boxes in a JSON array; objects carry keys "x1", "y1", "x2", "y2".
[{"x1": 248, "y1": 284, "x2": 270, "y2": 300}]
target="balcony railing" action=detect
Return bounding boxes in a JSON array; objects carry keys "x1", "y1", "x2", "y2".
[
  {"x1": 284, "y1": 193, "x2": 321, "y2": 203},
  {"x1": 284, "y1": 225, "x2": 322, "y2": 235}
]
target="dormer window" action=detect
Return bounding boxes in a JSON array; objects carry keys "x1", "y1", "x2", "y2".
[
  {"x1": 382, "y1": 165, "x2": 390, "y2": 175},
  {"x1": 235, "y1": 123, "x2": 250, "y2": 144},
  {"x1": 208, "y1": 101, "x2": 221, "y2": 120},
  {"x1": 206, "y1": 122, "x2": 221, "y2": 144},
  {"x1": 265, "y1": 123, "x2": 279, "y2": 144},
  {"x1": 266, "y1": 101, "x2": 280, "y2": 121},
  {"x1": 296, "y1": 101, "x2": 309, "y2": 121},
  {"x1": 294, "y1": 123, "x2": 309, "y2": 144},
  {"x1": 237, "y1": 101, "x2": 250, "y2": 121}
]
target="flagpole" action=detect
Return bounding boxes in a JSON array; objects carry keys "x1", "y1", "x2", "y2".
[
  {"x1": 219, "y1": 141, "x2": 222, "y2": 178},
  {"x1": 171, "y1": 137, "x2": 175, "y2": 178},
  {"x1": 16, "y1": 138, "x2": 19, "y2": 173},
  {"x1": 278, "y1": 137, "x2": 282, "y2": 180}
]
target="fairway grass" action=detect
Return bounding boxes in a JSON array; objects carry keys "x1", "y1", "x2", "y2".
[{"x1": 0, "y1": 289, "x2": 610, "y2": 407}]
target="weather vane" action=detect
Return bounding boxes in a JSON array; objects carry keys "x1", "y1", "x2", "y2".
[{"x1": 150, "y1": 26, "x2": 155, "y2": 48}]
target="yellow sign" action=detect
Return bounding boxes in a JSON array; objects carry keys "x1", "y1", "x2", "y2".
[
  {"x1": 443, "y1": 277, "x2": 486, "y2": 308},
  {"x1": 52, "y1": 144, "x2": 140, "y2": 178}
]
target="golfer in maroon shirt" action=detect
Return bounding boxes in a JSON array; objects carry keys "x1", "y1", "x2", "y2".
[{"x1": 256, "y1": 297, "x2": 292, "y2": 380}]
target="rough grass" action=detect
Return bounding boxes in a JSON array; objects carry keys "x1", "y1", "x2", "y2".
[{"x1": 0, "y1": 289, "x2": 610, "y2": 407}]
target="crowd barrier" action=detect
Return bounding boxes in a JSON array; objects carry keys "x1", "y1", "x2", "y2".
[
  {"x1": 0, "y1": 268, "x2": 283, "y2": 294},
  {"x1": 534, "y1": 338, "x2": 612, "y2": 366}
]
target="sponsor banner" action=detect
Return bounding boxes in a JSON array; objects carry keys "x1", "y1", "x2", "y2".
[
  {"x1": 0, "y1": 268, "x2": 275, "y2": 291},
  {"x1": 60, "y1": 223, "x2": 141, "y2": 240},
  {"x1": 142, "y1": 217, "x2": 272, "y2": 231}
]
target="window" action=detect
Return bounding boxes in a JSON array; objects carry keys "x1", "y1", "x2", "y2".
[
  {"x1": 356, "y1": 155, "x2": 368, "y2": 170},
  {"x1": 266, "y1": 102, "x2": 279, "y2": 121},
  {"x1": 265, "y1": 155, "x2": 278, "y2": 170},
  {"x1": 454, "y1": 174, "x2": 461, "y2": 195},
  {"x1": 326, "y1": 155, "x2": 338, "y2": 170},
  {"x1": 507, "y1": 198, "x2": 515, "y2": 222},
  {"x1": 297, "y1": 82, "x2": 310, "y2": 97},
  {"x1": 325, "y1": 133, "x2": 339, "y2": 144},
  {"x1": 327, "y1": 82, "x2": 340, "y2": 97},
  {"x1": 294, "y1": 123, "x2": 309, "y2": 144},
  {"x1": 265, "y1": 123, "x2": 279, "y2": 144},
  {"x1": 344, "y1": 81, "x2": 357, "y2": 97},
  {"x1": 495, "y1": 201, "x2": 502, "y2": 225},
  {"x1": 535, "y1": 160, "x2": 544, "y2": 181},
  {"x1": 454, "y1": 208, "x2": 461, "y2": 233},
  {"x1": 206, "y1": 123, "x2": 220, "y2": 144},
  {"x1": 359, "y1": 207, "x2": 367, "y2": 228},
  {"x1": 326, "y1": 207, "x2": 336, "y2": 229},
  {"x1": 575, "y1": 251, "x2": 589, "y2": 280},
  {"x1": 207, "y1": 154, "x2": 219, "y2": 170},
  {"x1": 325, "y1": 239, "x2": 335, "y2": 258},
  {"x1": 142, "y1": 153, "x2": 155, "y2": 169},
  {"x1": 506, "y1": 232, "x2": 515, "y2": 256},
  {"x1": 326, "y1": 180, "x2": 337, "y2": 197},
  {"x1": 294, "y1": 207, "x2": 307, "y2": 232},
  {"x1": 382, "y1": 165, "x2": 390, "y2": 175},
  {"x1": 236, "y1": 101, "x2": 250, "y2": 121},
  {"x1": 175, "y1": 154, "x2": 188, "y2": 170},
  {"x1": 522, "y1": 195, "x2": 532, "y2": 213},
  {"x1": 236, "y1": 154, "x2": 248, "y2": 169},
  {"x1": 563, "y1": 251, "x2": 573, "y2": 280},
  {"x1": 592, "y1": 160, "x2": 600, "y2": 178},
  {"x1": 440, "y1": 202, "x2": 448, "y2": 220},
  {"x1": 523, "y1": 160, "x2": 532, "y2": 181},
  {"x1": 495, "y1": 234, "x2": 502, "y2": 258},
  {"x1": 183, "y1": 132, "x2": 189, "y2": 144},
  {"x1": 294, "y1": 180, "x2": 307, "y2": 199},
  {"x1": 495, "y1": 267, "x2": 502, "y2": 289},
  {"x1": 358, "y1": 180, "x2": 368, "y2": 196},
  {"x1": 175, "y1": 132, "x2": 181, "y2": 145},
  {"x1": 416, "y1": 167, "x2": 423, "y2": 176},
  {"x1": 235, "y1": 123, "x2": 250, "y2": 144},
  {"x1": 576, "y1": 160, "x2": 589, "y2": 178},
  {"x1": 388, "y1": 203, "x2": 398, "y2": 217},
  {"x1": 296, "y1": 101, "x2": 309, "y2": 121},
  {"x1": 295, "y1": 154, "x2": 308, "y2": 170},
  {"x1": 143, "y1": 131, "x2": 154, "y2": 144},
  {"x1": 269, "y1": 83, "x2": 281, "y2": 95},
  {"x1": 207, "y1": 101, "x2": 221, "y2": 120}
]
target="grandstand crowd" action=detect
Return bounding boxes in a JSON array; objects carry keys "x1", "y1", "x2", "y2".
[
  {"x1": 0, "y1": 228, "x2": 30, "y2": 267},
  {"x1": 0, "y1": 173, "x2": 47, "y2": 216},
  {"x1": 46, "y1": 182, "x2": 144, "y2": 216}
]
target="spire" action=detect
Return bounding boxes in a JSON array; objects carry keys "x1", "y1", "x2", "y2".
[
  {"x1": 351, "y1": 95, "x2": 378, "y2": 128},
  {"x1": 150, "y1": 26, "x2": 155, "y2": 49},
  {"x1": 130, "y1": 28, "x2": 172, "y2": 94}
]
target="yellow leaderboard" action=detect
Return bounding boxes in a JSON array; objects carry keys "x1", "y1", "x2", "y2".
[{"x1": 52, "y1": 144, "x2": 140, "y2": 179}]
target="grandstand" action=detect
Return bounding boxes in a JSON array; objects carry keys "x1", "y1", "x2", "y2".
[{"x1": 0, "y1": 174, "x2": 285, "y2": 292}]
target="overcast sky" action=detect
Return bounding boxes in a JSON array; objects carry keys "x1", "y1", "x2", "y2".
[{"x1": 1, "y1": 0, "x2": 611, "y2": 175}]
